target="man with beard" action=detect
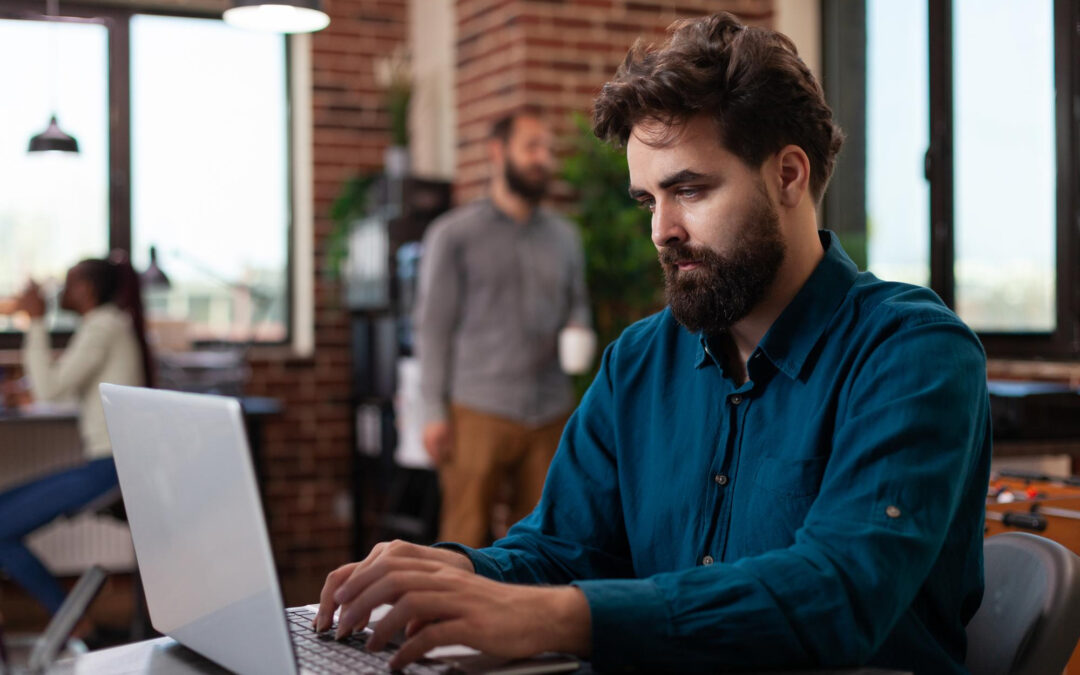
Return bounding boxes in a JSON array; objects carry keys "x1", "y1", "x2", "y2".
[
  {"x1": 415, "y1": 111, "x2": 591, "y2": 548},
  {"x1": 316, "y1": 14, "x2": 990, "y2": 674}
]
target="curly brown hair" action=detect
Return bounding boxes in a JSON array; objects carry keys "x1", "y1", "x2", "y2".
[{"x1": 593, "y1": 12, "x2": 844, "y2": 202}]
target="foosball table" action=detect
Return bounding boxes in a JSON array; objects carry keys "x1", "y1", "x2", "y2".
[{"x1": 986, "y1": 470, "x2": 1080, "y2": 672}]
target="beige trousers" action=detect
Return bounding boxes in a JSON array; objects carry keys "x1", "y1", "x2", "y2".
[{"x1": 438, "y1": 404, "x2": 568, "y2": 548}]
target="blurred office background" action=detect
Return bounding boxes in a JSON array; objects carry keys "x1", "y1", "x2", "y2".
[{"x1": 1, "y1": 0, "x2": 1077, "y2": 646}]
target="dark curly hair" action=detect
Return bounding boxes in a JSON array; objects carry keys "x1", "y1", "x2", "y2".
[
  {"x1": 74, "y1": 254, "x2": 154, "y2": 388},
  {"x1": 593, "y1": 12, "x2": 844, "y2": 202}
]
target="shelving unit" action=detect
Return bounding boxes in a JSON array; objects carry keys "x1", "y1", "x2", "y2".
[{"x1": 346, "y1": 175, "x2": 452, "y2": 557}]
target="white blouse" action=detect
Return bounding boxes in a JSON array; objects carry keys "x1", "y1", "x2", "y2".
[{"x1": 23, "y1": 304, "x2": 145, "y2": 458}]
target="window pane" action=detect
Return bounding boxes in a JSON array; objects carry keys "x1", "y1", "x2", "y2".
[
  {"x1": 130, "y1": 15, "x2": 289, "y2": 343},
  {"x1": 0, "y1": 18, "x2": 109, "y2": 331},
  {"x1": 953, "y1": 0, "x2": 1055, "y2": 332},
  {"x1": 865, "y1": 0, "x2": 930, "y2": 288}
]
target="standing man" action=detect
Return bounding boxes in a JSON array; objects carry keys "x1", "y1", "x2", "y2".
[
  {"x1": 319, "y1": 14, "x2": 991, "y2": 674},
  {"x1": 415, "y1": 111, "x2": 591, "y2": 547}
]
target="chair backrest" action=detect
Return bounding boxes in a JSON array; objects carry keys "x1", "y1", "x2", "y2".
[{"x1": 966, "y1": 532, "x2": 1080, "y2": 675}]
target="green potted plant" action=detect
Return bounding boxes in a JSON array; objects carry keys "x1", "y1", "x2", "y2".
[
  {"x1": 325, "y1": 173, "x2": 377, "y2": 281},
  {"x1": 561, "y1": 113, "x2": 665, "y2": 393},
  {"x1": 375, "y1": 46, "x2": 412, "y2": 177}
]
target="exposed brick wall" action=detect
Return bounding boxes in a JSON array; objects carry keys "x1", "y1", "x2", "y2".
[
  {"x1": 250, "y1": 0, "x2": 774, "y2": 602},
  {"x1": 247, "y1": 0, "x2": 409, "y2": 604},
  {"x1": 454, "y1": 0, "x2": 775, "y2": 203}
]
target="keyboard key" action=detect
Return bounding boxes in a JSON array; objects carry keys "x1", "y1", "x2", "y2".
[{"x1": 285, "y1": 607, "x2": 446, "y2": 674}]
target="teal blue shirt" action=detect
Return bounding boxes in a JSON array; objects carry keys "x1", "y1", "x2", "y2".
[{"x1": 442, "y1": 231, "x2": 991, "y2": 673}]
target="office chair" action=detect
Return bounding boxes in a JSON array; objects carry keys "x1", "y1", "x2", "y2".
[
  {"x1": 67, "y1": 488, "x2": 155, "y2": 643},
  {"x1": 965, "y1": 531, "x2": 1080, "y2": 675}
]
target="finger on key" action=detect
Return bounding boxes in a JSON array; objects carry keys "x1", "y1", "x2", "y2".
[
  {"x1": 389, "y1": 620, "x2": 464, "y2": 670},
  {"x1": 338, "y1": 571, "x2": 440, "y2": 643},
  {"x1": 366, "y1": 591, "x2": 450, "y2": 652},
  {"x1": 315, "y1": 563, "x2": 357, "y2": 631}
]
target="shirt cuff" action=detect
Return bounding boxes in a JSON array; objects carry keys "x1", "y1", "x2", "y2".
[
  {"x1": 571, "y1": 578, "x2": 672, "y2": 672},
  {"x1": 431, "y1": 542, "x2": 506, "y2": 581}
]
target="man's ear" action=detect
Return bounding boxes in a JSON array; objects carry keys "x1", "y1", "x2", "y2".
[{"x1": 774, "y1": 145, "x2": 811, "y2": 208}]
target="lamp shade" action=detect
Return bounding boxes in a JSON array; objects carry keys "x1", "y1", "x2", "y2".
[
  {"x1": 223, "y1": 0, "x2": 329, "y2": 33},
  {"x1": 141, "y1": 246, "x2": 171, "y2": 289},
  {"x1": 28, "y1": 115, "x2": 79, "y2": 153}
]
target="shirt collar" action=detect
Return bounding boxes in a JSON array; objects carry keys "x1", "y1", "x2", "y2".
[
  {"x1": 757, "y1": 230, "x2": 858, "y2": 379},
  {"x1": 693, "y1": 230, "x2": 858, "y2": 378},
  {"x1": 485, "y1": 198, "x2": 540, "y2": 226}
]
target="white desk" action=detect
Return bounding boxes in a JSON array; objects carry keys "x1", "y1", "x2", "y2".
[
  {"x1": 49, "y1": 637, "x2": 911, "y2": 674},
  {"x1": 48, "y1": 638, "x2": 229, "y2": 674}
]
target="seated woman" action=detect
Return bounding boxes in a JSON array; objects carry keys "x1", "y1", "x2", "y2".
[{"x1": 0, "y1": 255, "x2": 152, "y2": 613}]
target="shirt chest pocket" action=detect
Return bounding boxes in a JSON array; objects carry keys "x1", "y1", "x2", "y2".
[
  {"x1": 752, "y1": 455, "x2": 829, "y2": 498},
  {"x1": 726, "y1": 455, "x2": 830, "y2": 558}
]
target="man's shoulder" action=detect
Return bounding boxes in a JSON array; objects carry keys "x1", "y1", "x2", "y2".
[
  {"x1": 850, "y1": 272, "x2": 968, "y2": 330},
  {"x1": 844, "y1": 272, "x2": 983, "y2": 358},
  {"x1": 607, "y1": 308, "x2": 689, "y2": 365}
]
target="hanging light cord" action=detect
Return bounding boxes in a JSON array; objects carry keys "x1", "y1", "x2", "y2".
[{"x1": 47, "y1": 0, "x2": 59, "y2": 113}]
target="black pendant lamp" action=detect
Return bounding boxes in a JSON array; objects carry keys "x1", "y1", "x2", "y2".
[
  {"x1": 28, "y1": 0, "x2": 79, "y2": 154},
  {"x1": 140, "y1": 246, "x2": 171, "y2": 289},
  {"x1": 28, "y1": 115, "x2": 79, "y2": 153},
  {"x1": 223, "y1": 0, "x2": 329, "y2": 33}
]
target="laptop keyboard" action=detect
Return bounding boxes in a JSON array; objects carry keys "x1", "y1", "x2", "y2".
[{"x1": 286, "y1": 607, "x2": 448, "y2": 674}]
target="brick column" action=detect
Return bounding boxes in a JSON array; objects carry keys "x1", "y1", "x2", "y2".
[
  {"x1": 454, "y1": 0, "x2": 775, "y2": 203},
  {"x1": 247, "y1": 0, "x2": 409, "y2": 603}
]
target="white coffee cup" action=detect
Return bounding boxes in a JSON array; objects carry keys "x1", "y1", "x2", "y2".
[{"x1": 558, "y1": 325, "x2": 597, "y2": 375}]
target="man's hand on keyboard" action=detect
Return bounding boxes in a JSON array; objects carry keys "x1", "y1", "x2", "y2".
[
  {"x1": 314, "y1": 540, "x2": 474, "y2": 634},
  {"x1": 313, "y1": 539, "x2": 591, "y2": 670}
]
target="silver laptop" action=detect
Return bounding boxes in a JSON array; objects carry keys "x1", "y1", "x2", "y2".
[{"x1": 99, "y1": 384, "x2": 579, "y2": 675}]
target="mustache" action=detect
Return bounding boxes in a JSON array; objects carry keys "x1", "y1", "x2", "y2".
[{"x1": 658, "y1": 244, "x2": 714, "y2": 267}]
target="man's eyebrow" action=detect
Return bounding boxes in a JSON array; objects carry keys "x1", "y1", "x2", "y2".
[
  {"x1": 658, "y1": 169, "x2": 712, "y2": 190},
  {"x1": 628, "y1": 170, "x2": 715, "y2": 200}
]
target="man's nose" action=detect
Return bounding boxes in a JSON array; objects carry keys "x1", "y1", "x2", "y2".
[
  {"x1": 535, "y1": 146, "x2": 555, "y2": 169},
  {"x1": 651, "y1": 201, "x2": 687, "y2": 248}
]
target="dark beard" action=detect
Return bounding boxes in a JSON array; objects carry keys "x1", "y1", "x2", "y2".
[
  {"x1": 659, "y1": 193, "x2": 786, "y2": 335},
  {"x1": 504, "y1": 157, "x2": 549, "y2": 203}
]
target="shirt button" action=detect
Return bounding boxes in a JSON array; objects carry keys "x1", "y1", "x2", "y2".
[
  {"x1": 714, "y1": 473, "x2": 728, "y2": 486},
  {"x1": 885, "y1": 505, "x2": 902, "y2": 519},
  {"x1": 701, "y1": 555, "x2": 714, "y2": 566},
  {"x1": 730, "y1": 394, "x2": 743, "y2": 405}
]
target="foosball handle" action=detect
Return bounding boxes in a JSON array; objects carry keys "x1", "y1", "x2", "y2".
[{"x1": 1001, "y1": 511, "x2": 1048, "y2": 531}]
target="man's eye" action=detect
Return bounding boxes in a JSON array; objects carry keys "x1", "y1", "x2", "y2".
[
  {"x1": 677, "y1": 187, "x2": 699, "y2": 199},
  {"x1": 637, "y1": 200, "x2": 655, "y2": 212}
]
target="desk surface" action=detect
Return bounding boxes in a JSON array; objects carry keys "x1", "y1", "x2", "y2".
[
  {"x1": 48, "y1": 637, "x2": 911, "y2": 674},
  {"x1": 0, "y1": 402, "x2": 79, "y2": 423},
  {"x1": 49, "y1": 638, "x2": 229, "y2": 674}
]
